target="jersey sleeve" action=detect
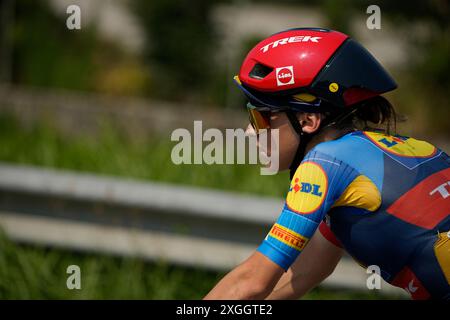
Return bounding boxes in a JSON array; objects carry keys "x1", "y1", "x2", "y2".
[{"x1": 257, "y1": 149, "x2": 360, "y2": 270}]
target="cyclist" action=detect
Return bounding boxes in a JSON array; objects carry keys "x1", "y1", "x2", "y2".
[{"x1": 204, "y1": 28, "x2": 450, "y2": 300}]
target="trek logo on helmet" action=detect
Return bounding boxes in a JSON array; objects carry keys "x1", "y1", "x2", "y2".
[
  {"x1": 276, "y1": 66, "x2": 294, "y2": 86},
  {"x1": 260, "y1": 36, "x2": 322, "y2": 53}
]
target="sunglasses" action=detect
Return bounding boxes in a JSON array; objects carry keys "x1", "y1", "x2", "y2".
[
  {"x1": 246, "y1": 103, "x2": 273, "y2": 133},
  {"x1": 246, "y1": 90, "x2": 318, "y2": 133}
]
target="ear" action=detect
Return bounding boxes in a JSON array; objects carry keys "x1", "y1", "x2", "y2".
[{"x1": 298, "y1": 113, "x2": 322, "y2": 134}]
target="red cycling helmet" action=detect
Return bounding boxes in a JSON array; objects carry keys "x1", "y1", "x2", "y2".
[
  {"x1": 234, "y1": 28, "x2": 398, "y2": 177},
  {"x1": 234, "y1": 27, "x2": 397, "y2": 112}
]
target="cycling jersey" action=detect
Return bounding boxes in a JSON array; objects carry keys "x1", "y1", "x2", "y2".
[{"x1": 258, "y1": 130, "x2": 450, "y2": 300}]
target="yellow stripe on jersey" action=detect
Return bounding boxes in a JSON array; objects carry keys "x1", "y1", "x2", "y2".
[
  {"x1": 332, "y1": 175, "x2": 381, "y2": 212},
  {"x1": 269, "y1": 223, "x2": 309, "y2": 251},
  {"x1": 434, "y1": 231, "x2": 450, "y2": 285}
]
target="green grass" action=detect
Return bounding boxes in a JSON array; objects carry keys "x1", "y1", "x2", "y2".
[
  {"x1": 0, "y1": 232, "x2": 396, "y2": 300},
  {"x1": 0, "y1": 231, "x2": 222, "y2": 299}
]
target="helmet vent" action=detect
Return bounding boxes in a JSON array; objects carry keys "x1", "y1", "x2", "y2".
[{"x1": 249, "y1": 63, "x2": 273, "y2": 80}]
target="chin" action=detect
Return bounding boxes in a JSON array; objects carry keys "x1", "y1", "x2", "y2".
[
  {"x1": 258, "y1": 149, "x2": 293, "y2": 173},
  {"x1": 277, "y1": 164, "x2": 290, "y2": 172},
  {"x1": 278, "y1": 156, "x2": 296, "y2": 172}
]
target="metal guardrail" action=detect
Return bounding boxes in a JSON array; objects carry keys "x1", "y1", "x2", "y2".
[{"x1": 0, "y1": 163, "x2": 406, "y2": 296}]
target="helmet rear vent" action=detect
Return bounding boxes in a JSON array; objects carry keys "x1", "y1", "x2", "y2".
[{"x1": 249, "y1": 63, "x2": 273, "y2": 80}]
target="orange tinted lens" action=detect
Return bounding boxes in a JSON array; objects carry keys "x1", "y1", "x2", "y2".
[{"x1": 248, "y1": 109, "x2": 270, "y2": 132}]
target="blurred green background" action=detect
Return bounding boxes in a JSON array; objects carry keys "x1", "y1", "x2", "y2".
[{"x1": 0, "y1": 0, "x2": 448, "y2": 299}]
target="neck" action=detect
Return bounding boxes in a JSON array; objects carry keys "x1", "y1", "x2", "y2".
[{"x1": 304, "y1": 126, "x2": 355, "y2": 155}]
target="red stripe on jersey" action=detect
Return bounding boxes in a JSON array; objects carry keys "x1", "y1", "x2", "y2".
[
  {"x1": 391, "y1": 266, "x2": 430, "y2": 300},
  {"x1": 386, "y1": 167, "x2": 450, "y2": 229},
  {"x1": 318, "y1": 221, "x2": 343, "y2": 248}
]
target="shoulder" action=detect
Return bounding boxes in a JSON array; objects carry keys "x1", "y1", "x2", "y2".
[
  {"x1": 309, "y1": 130, "x2": 383, "y2": 165},
  {"x1": 290, "y1": 131, "x2": 383, "y2": 214},
  {"x1": 287, "y1": 133, "x2": 370, "y2": 215},
  {"x1": 306, "y1": 131, "x2": 385, "y2": 191}
]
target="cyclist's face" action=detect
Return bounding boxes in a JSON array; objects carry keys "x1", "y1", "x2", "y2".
[
  {"x1": 245, "y1": 112, "x2": 298, "y2": 171},
  {"x1": 245, "y1": 112, "x2": 322, "y2": 171}
]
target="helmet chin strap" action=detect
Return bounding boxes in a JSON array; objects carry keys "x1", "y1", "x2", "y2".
[
  {"x1": 285, "y1": 108, "x2": 358, "y2": 180},
  {"x1": 285, "y1": 111, "x2": 313, "y2": 180}
]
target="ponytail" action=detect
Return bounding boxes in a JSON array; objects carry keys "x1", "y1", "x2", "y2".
[{"x1": 324, "y1": 96, "x2": 404, "y2": 135}]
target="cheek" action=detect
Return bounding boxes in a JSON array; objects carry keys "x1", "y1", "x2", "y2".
[
  {"x1": 275, "y1": 122, "x2": 298, "y2": 151},
  {"x1": 275, "y1": 123, "x2": 300, "y2": 168},
  {"x1": 267, "y1": 114, "x2": 300, "y2": 169}
]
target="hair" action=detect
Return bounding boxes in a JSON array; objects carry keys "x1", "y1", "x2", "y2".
[{"x1": 322, "y1": 96, "x2": 404, "y2": 136}]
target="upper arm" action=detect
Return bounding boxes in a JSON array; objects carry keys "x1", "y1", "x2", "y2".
[{"x1": 257, "y1": 150, "x2": 359, "y2": 271}]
